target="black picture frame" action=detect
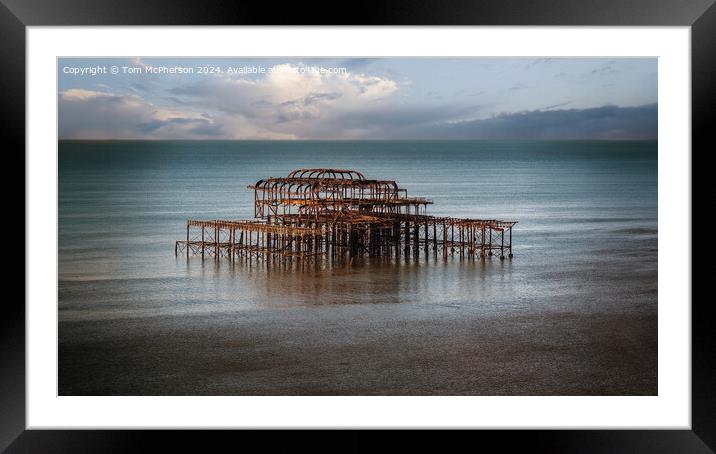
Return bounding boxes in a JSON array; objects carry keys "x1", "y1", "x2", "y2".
[{"x1": 6, "y1": 0, "x2": 711, "y2": 452}]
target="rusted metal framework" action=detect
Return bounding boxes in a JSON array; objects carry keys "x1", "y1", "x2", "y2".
[{"x1": 175, "y1": 168, "x2": 516, "y2": 263}]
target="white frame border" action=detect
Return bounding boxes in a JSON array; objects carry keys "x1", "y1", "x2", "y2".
[{"x1": 27, "y1": 26, "x2": 691, "y2": 429}]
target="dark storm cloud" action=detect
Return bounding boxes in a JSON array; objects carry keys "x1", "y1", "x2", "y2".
[
  {"x1": 428, "y1": 104, "x2": 657, "y2": 140},
  {"x1": 260, "y1": 103, "x2": 656, "y2": 140}
]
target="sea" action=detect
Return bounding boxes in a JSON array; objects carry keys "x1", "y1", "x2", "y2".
[{"x1": 58, "y1": 140, "x2": 658, "y2": 395}]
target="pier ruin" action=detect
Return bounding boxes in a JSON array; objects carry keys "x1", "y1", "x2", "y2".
[{"x1": 175, "y1": 168, "x2": 516, "y2": 264}]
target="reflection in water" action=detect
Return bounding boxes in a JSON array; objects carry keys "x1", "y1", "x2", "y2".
[{"x1": 176, "y1": 254, "x2": 513, "y2": 310}]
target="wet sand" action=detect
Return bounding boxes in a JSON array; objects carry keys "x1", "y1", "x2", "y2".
[{"x1": 59, "y1": 304, "x2": 657, "y2": 395}]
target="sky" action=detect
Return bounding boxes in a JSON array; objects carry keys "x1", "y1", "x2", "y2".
[{"x1": 58, "y1": 57, "x2": 657, "y2": 140}]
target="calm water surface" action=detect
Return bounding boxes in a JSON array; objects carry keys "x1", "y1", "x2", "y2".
[
  {"x1": 58, "y1": 140, "x2": 657, "y2": 395},
  {"x1": 59, "y1": 140, "x2": 657, "y2": 320}
]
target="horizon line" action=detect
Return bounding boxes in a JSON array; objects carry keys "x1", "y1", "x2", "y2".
[{"x1": 58, "y1": 138, "x2": 658, "y2": 143}]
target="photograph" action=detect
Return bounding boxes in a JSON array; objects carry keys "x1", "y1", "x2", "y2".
[
  {"x1": 57, "y1": 56, "x2": 659, "y2": 396},
  {"x1": 3, "y1": 0, "x2": 708, "y2": 445}
]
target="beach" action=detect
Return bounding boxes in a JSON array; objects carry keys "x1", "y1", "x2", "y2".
[{"x1": 59, "y1": 301, "x2": 656, "y2": 395}]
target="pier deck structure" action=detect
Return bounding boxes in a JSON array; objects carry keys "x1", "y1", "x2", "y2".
[{"x1": 175, "y1": 168, "x2": 516, "y2": 263}]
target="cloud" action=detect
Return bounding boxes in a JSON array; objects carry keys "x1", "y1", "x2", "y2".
[
  {"x1": 299, "y1": 104, "x2": 655, "y2": 140},
  {"x1": 60, "y1": 89, "x2": 113, "y2": 101},
  {"x1": 60, "y1": 63, "x2": 400, "y2": 139},
  {"x1": 426, "y1": 104, "x2": 657, "y2": 140},
  {"x1": 58, "y1": 63, "x2": 656, "y2": 140},
  {"x1": 170, "y1": 63, "x2": 397, "y2": 120},
  {"x1": 58, "y1": 89, "x2": 223, "y2": 139},
  {"x1": 319, "y1": 104, "x2": 483, "y2": 139}
]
